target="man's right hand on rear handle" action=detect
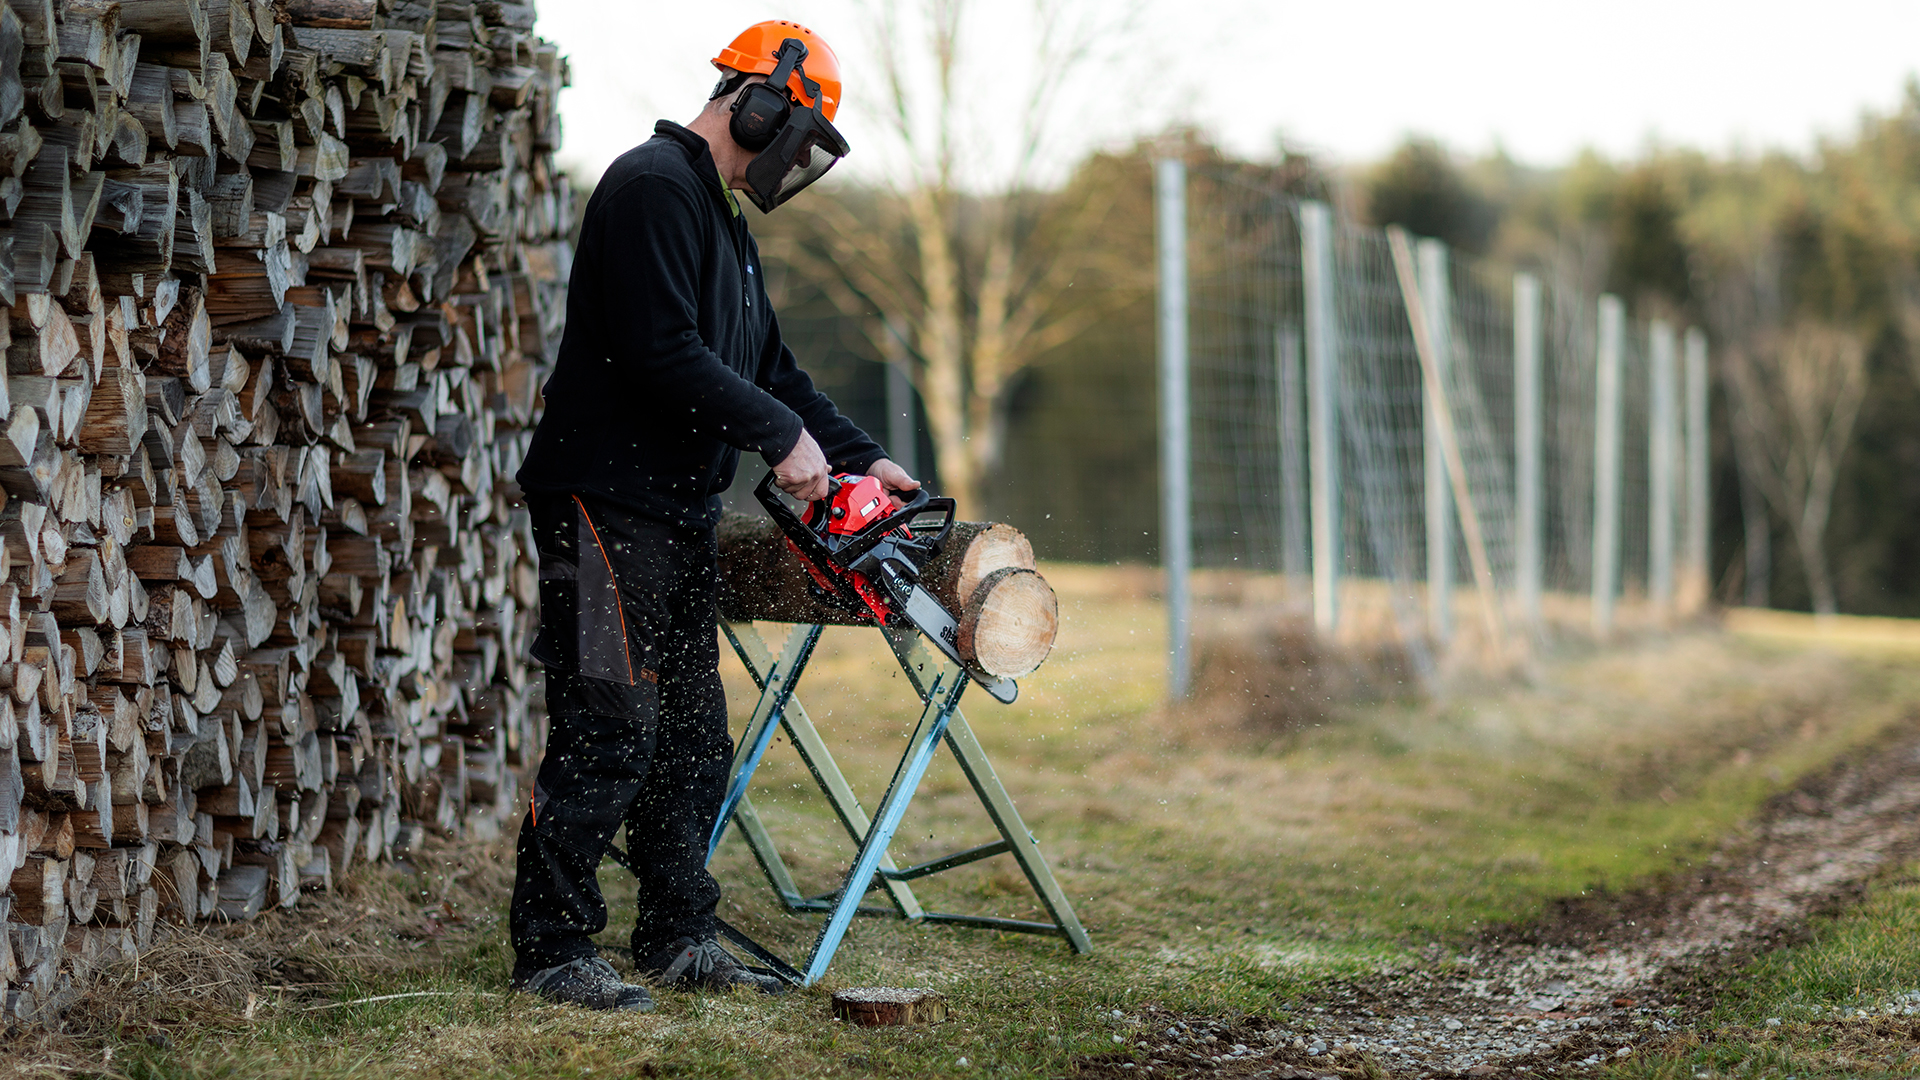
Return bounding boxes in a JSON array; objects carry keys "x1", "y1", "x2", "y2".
[{"x1": 773, "y1": 429, "x2": 830, "y2": 502}]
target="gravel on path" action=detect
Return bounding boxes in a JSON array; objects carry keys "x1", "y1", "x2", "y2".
[{"x1": 1076, "y1": 719, "x2": 1920, "y2": 1079}]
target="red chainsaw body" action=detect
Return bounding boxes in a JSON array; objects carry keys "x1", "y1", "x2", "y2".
[
  {"x1": 793, "y1": 474, "x2": 911, "y2": 624},
  {"x1": 802, "y1": 474, "x2": 896, "y2": 536}
]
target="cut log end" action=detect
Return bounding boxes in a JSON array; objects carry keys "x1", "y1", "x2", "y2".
[
  {"x1": 946, "y1": 523, "x2": 1036, "y2": 610},
  {"x1": 830, "y1": 987, "x2": 949, "y2": 1027},
  {"x1": 957, "y1": 567, "x2": 1058, "y2": 679}
]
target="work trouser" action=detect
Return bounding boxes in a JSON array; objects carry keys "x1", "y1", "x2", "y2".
[{"x1": 509, "y1": 493, "x2": 731, "y2": 972}]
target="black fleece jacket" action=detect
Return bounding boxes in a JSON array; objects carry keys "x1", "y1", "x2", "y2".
[{"x1": 516, "y1": 121, "x2": 885, "y2": 529}]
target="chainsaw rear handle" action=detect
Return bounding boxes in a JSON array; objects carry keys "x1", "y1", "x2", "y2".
[{"x1": 755, "y1": 467, "x2": 805, "y2": 528}]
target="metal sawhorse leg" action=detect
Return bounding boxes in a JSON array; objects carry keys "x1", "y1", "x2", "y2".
[{"x1": 705, "y1": 620, "x2": 1092, "y2": 985}]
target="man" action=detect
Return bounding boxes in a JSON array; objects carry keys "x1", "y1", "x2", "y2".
[{"x1": 509, "y1": 21, "x2": 914, "y2": 1012}]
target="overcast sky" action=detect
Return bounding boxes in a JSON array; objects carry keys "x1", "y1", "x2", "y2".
[{"x1": 534, "y1": 0, "x2": 1920, "y2": 185}]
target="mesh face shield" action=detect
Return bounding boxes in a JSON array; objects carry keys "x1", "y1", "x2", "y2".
[{"x1": 741, "y1": 102, "x2": 849, "y2": 213}]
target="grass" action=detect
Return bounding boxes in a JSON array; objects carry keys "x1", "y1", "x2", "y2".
[
  {"x1": 1603, "y1": 866, "x2": 1920, "y2": 1080},
  {"x1": 22, "y1": 568, "x2": 1920, "y2": 1079}
]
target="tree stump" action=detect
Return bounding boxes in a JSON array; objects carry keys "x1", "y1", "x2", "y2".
[{"x1": 831, "y1": 986, "x2": 949, "y2": 1027}]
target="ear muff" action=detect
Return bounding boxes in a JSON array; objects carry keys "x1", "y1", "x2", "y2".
[
  {"x1": 729, "y1": 37, "x2": 807, "y2": 152},
  {"x1": 728, "y1": 81, "x2": 792, "y2": 152}
]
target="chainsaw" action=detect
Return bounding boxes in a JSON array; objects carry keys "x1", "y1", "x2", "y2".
[{"x1": 754, "y1": 470, "x2": 1018, "y2": 704}]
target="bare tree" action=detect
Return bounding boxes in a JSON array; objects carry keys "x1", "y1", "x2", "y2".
[
  {"x1": 1705, "y1": 243, "x2": 1786, "y2": 610},
  {"x1": 1894, "y1": 273, "x2": 1920, "y2": 392},
  {"x1": 761, "y1": 0, "x2": 1134, "y2": 513},
  {"x1": 1722, "y1": 322, "x2": 1868, "y2": 617}
]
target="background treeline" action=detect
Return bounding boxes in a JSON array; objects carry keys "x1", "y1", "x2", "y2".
[{"x1": 611, "y1": 82, "x2": 1920, "y2": 617}]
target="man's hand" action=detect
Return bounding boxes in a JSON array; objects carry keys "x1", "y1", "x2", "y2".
[
  {"x1": 866, "y1": 458, "x2": 921, "y2": 507},
  {"x1": 774, "y1": 430, "x2": 831, "y2": 502}
]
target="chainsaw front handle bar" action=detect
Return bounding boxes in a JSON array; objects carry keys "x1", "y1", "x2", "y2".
[{"x1": 831, "y1": 487, "x2": 956, "y2": 569}]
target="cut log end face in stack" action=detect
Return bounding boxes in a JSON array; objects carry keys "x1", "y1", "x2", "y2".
[
  {"x1": 716, "y1": 515, "x2": 1060, "y2": 681},
  {"x1": 0, "y1": 0, "x2": 568, "y2": 1023}
]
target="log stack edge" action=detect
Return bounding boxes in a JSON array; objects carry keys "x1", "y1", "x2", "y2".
[{"x1": 0, "y1": 0, "x2": 570, "y2": 1023}]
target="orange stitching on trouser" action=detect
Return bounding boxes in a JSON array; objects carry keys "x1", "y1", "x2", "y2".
[{"x1": 572, "y1": 494, "x2": 636, "y2": 685}]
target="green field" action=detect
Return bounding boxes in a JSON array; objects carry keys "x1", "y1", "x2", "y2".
[{"x1": 28, "y1": 568, "x2": 1920, "y2": 1079}]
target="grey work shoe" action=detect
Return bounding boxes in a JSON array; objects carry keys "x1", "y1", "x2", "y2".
[
  {"x1": 512, "y1": 956, "x2": 654, "y2": 1012},
  {"x1": 640, "y1": 936, "x2": 786, "y2": 995}
]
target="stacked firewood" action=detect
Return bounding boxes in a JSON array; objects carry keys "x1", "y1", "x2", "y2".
[{"x1": 0, "y1": 0, "x2": 569, "y2": 1022}]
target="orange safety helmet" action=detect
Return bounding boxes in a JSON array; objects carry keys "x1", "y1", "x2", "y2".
[{"x1": 712, "y1": 20, "x2": 843, "y2": 122}]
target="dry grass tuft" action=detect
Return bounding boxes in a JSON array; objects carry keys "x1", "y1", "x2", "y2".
[
  {"x1": 0, "y1": 931, "x2": 261, "y2": 1080},
  {"x1": 1174, "y1": 609, "x2": 1415, "y2": 736},
  {"x1": 0, "y1": 1033, "x2": 104, "y2": 1080},
  {"x1": 62, "y1": 929, "x2": 260, "y2": 1036}
]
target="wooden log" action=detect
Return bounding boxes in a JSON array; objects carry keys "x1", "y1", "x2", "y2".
[
  {"x1": 716, "y1": 511, "x2": 1041, "y2": 633},
  {"x1": 7, "y1": 300, "x2": 79, "y2": 376},
  {"x1": 211, "y1": 860, "x2": 266, "y2": 921},
  {"x1": 286, "y1": 0, "x2": 375, "y2": 28},
  {"x1": 11, "y1": 853, "x2": 66, "y2": 924},
  {"x1": 50, "y1": 548, "x2": 106, "y2": 625},
  {"x1": 76, "y1": 364, "x2": 146, "y2": 455},
  {"x1": 150, "y1": 286, "x2": 213, "y2": 392},
  {"x1": 0, "y1": 405, "x2": 41, "y2": 469},
  {"x1": 115, "y1": 0, "x2": 209, "y2": 46},
  {"x1": 205, "y1": 0, "x2": 252, "y2": 65}
]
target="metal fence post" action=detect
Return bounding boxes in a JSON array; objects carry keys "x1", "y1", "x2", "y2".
[
  {"x1": 883, "y1": 315, "x2": 918, "y2": 480},
  {"x1": 1648, "y1": 321, "x2": 1677, "y2": 619},
  {"x1": 1300, "y1": 201, "x2": 1340, "y2": 637},
  {"x1": 1514, "y1": 272, "x2": 1543, "y2": 634},
  {"x1": 1155, "y1": 159, "x2": 1192, "y2": 699},
  {"x1": 1277, "y1": 325, "x2": 1309, "y2": 589},
  {"x1": 1683, "y1": 328, "x2": 1710, "y2": 614},
  {"x1": 1592, "y1": 295, "x2": 1625, "y2": 637},
  {"x1": 1418, "y1": 239, "x2": 1453, "y2": 645}
]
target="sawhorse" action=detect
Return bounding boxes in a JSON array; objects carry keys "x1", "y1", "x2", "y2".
[{"x1": 702, "y1": 620, "x2": 1092, "y2": 985}]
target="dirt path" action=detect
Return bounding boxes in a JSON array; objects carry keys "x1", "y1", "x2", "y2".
[{"x1": 1077, "y1": 716, "x2": 1920, "y2": 1079}]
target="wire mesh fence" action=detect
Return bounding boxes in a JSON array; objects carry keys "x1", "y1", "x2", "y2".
[
  {"x1": 751, "y1": 159, "x2": 1708, "y2": 691},
  {"x1": 1179, "y1": 163, "x2": 1707, "y2": 677}
]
